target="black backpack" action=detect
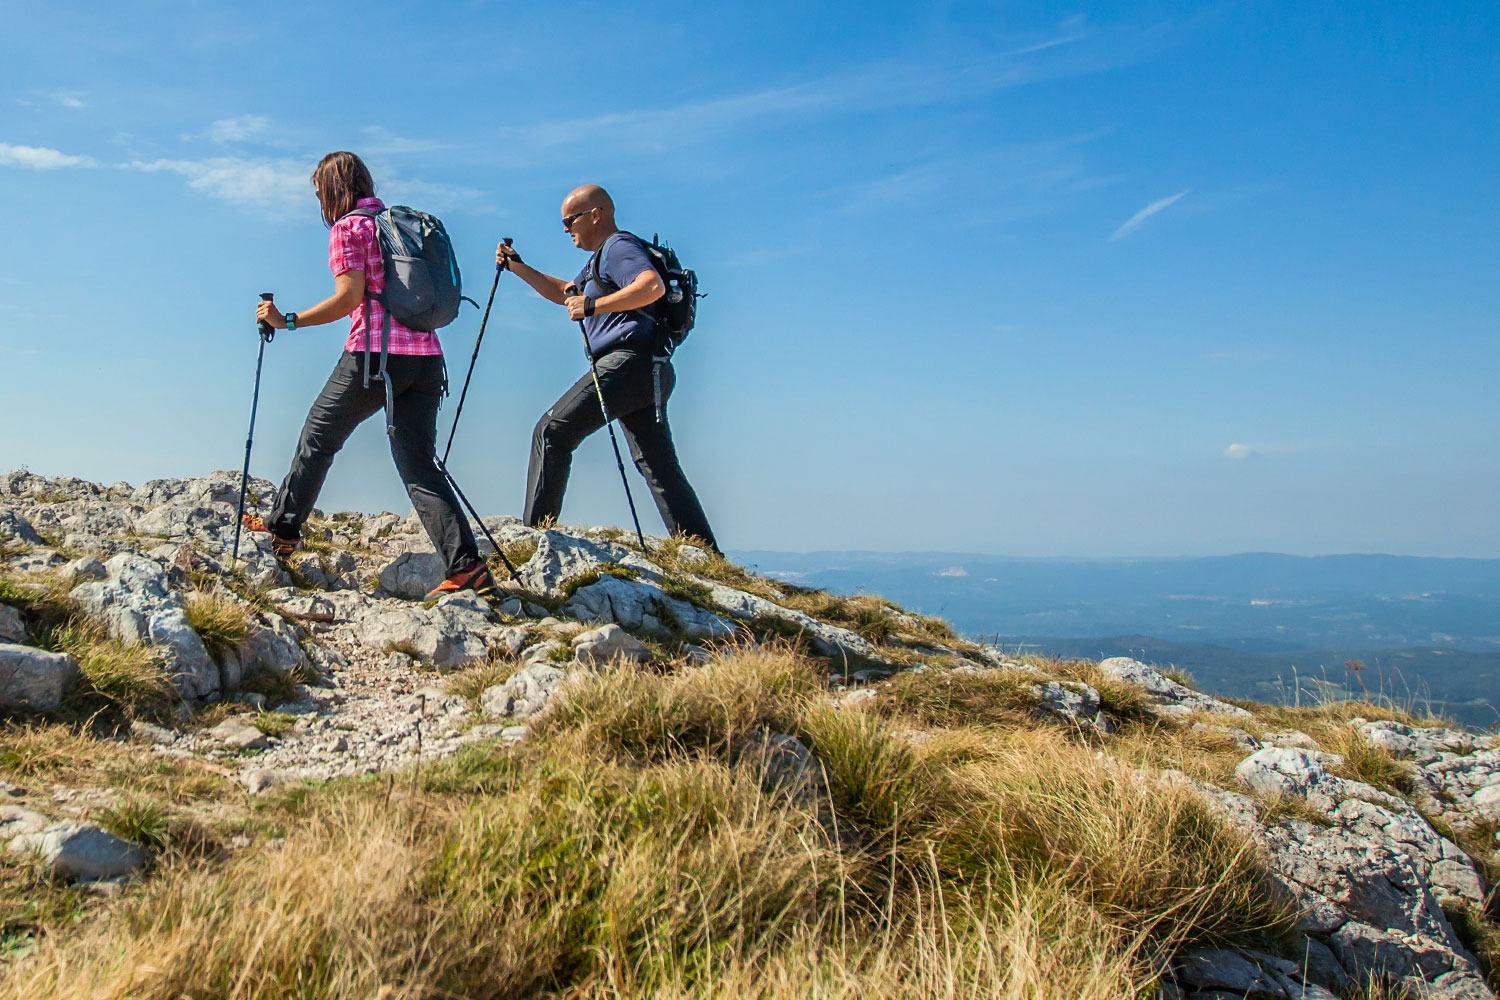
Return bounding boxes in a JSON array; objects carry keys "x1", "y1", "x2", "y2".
[{"x1": 587, "y1": 231, "x2": 700, "y2": 351}]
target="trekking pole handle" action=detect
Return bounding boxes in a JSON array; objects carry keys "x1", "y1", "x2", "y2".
[
  {"x1": 258, "y1": 292, "x2": 275, "y2": 342},
  {"x1": 497, "y1": 237, "x2": 513, "y2": 272}
]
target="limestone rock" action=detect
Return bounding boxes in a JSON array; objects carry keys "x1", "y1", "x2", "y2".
[
  {"x1": 0, "y1": 510, "x2": 42, "y2": 545},
  {"x1": 700, "y1": 580, "x2": 881, "y2": 665},
  {"x1": 69, "y1": 552, "x2": 219, "y2": 700},
  {"x1": 571, "y1": 623, "x2": 651, "y2": 666},
  {"x1": 0, "y1": 804, "x2": 52, "y2": 840},
  {"x1": 210, "y1": 717, "x2": 270, "y2": 751},
  {"x1": 1098, "y1": 657, "x2": 1253, "y2": 719},
  {"x1": 272, "y1": 591, "x2": 338, "y2": 623},
  {"x1": 481, "y1": 663, "x2": 568, "y2": 719},
  {"x1": 742, "y1": 732, "x2": 826, "y2": 801},
  {"x1": 351, "y1": 593, "x2": 492, "y2": 671},
  {"x1": 9, "y1": 822, "x2": 150, "y2": 883},
  {"x1": 1173, "y1": 948, "x2": 1285, "y2": 996},
  {"x1": 1033, "y1": 680, "x2": 1101, "y2": 727},
  {"x1": 0, "y1": 604, "x2": 26, "y2": 643},
  {"x1": 0, "y1": 643, "x2": 79, "y2": 712},
  {"x1": 65, "y1": 555, "x2": 108, "y2": 582},
  {"x1": 564, "y1": 574, "x2": 734, "y2": 640},
  {"x1": 376, "y1": 550, "x2": 444, "y2": 600},
  {"x1": 514, "y1": 529, "x2": 662, "y2": 597}
]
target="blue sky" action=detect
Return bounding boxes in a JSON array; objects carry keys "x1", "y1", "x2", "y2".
[{"x1": 1, "y1": 2, "x2": 1496, "y2": 557}]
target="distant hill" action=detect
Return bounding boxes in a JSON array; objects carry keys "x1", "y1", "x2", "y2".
[{"x1": 729, "y1": 551, "x2": 1500, "y2": 728}]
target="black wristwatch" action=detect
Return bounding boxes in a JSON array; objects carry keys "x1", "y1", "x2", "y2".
[
  {"x1": 284, "y1": 311, "x2": 298, "y2": 331},
  {"x1": 583, "y1": 297, "x2": 596, "y2": 318}
]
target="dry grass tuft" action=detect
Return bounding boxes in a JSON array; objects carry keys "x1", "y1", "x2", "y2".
[
  {"x1": 873, "y1": 666, "x2": 1041, "y2": 730},
  {"x1": 531, "y1": 647, "x2": 820, "y2": 762},
  {"x1": 1, "y1": 645, "x2": 1301, "y2": 998},
  {"x1": 183, "y1": 593, "x2": 251, "y2": 660}
]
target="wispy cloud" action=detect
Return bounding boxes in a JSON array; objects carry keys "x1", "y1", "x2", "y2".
[
  {"x1": 360, "y1": 126, "x2": 458, "y2": 156},
  {"x1": 1110, "y1": 189, "x2": 1189, "y2": 240},
  {"x1": 1224, "y1": 441, "x2": 1308, "y2": 460},
  {"x1": 204, "y1": 114, "x2": 272, "y2": 143},
  {"x1": 486, "y1": 18, "x2": 1165, "y2": 161},
  {"x1": 0, "y1": 142, "x2": 97, "y2": 169},
  {"x1": 49, "y1": 89, "x2": 88, "y2": 109},
  {"x1": 128, "y1": 156, "x2": 312, "y2": 210}
]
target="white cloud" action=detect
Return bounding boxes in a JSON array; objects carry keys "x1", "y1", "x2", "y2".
[
  {"x1": 1110, "y1": 189, "x2": 1189, "y2": 240},
  {"x1": 49, "y1": 89, "x2": 87, "y2": 109},
  {"x1": 1224, "y1": 442, "x2": 1310, "y2": 460},
  {"x1": 206, "y1": 115, "x2": 272, "y2": 143},
  {"x1": 0, "y1": 143, "x2": 97, "y2": 169},
  {"x1": 128, "y1": 156, "x2": 311, "y2": 210}
]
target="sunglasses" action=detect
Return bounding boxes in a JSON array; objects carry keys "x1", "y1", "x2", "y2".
[{"x1": 562, "y1": 208, "x2": 594, "y2": 231}]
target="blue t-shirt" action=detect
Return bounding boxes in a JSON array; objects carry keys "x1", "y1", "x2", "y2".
[{"x1": 574, "y1": 232, "x2": 659, "y2": 357}]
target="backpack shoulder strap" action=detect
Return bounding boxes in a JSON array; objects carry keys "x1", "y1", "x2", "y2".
[
  {"x1": 341, "y1": 209, "x2": 388, "y2": 387},
  {"x1": 587, "y1": 231, "x2": 647, "y2": 294}
]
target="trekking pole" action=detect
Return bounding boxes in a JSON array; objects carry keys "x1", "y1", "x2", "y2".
[
  {"x1": 232, "y1": 292, "x2": 276, "y2": 566},
  {"x1": 442, "y1": 238, "x2": 511, "y2": 464},
  {"x1": 577, "y1": 321, "x2": 649, "y2": 554},
  {"x1": 434, "y1": 458, "x2": 519, "y2": 580}
]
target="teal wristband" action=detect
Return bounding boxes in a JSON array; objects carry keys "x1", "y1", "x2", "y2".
[{"x1": 284, "y1": 311, "x2": 298, "y2": 331}]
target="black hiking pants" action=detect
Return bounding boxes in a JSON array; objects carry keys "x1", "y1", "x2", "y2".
[
  {"x1": 524, "y1": 346, "x2": 719, "y2": 552},
  {"x1": 268, "y1": 351, "x2": 479, "y2": 575}
]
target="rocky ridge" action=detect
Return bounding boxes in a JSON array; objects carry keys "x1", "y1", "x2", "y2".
[{"x1": 3, "y1": 469, "x2": 1500, "y2": 998}]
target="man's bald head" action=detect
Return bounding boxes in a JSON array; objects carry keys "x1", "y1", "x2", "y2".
[
  {"x1": 563, "y1": 184, "x2": 615, "y2": 220},
  {"x1": 561, "y1": 184, "x2": 618, "y2": 250}
]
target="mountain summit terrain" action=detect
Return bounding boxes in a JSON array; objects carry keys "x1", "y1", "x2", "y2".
[{"x1": 3, "y1": 470, "x2": 1500, "y2": 998}]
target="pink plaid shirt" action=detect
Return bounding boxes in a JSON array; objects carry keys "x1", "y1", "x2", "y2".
[{"x1": 330, "y1": 197, "x2": 442, "y2": 356}]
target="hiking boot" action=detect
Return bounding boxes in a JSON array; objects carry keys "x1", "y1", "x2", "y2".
[
  {"x1": 426, "y1": 560, "x2": 499, "y2": 602},
  {"x1": 240, "y1": 513, "x2": 299, "y2": 559}
]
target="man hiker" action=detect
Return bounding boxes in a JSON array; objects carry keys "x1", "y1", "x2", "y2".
[{"x1": 496, "y1": 185, "x2": 720, "y2": 553}]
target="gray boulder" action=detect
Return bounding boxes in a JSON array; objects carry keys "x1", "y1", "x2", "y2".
[
  {"x1": 376, "y1": 550, "x2": 444, "y2": 600},
  {"x1": 352, "y1": 592, "x2": 492, "y2": 671},
  {"x1": 1237, "y1": 747, "x2": 1485, "y2": 910},
  {"x1": 1098, "y1": 657, "x2": 1253, "y2": 718},
  {"x1": 571, "y1": 623, "x2": 651, "y2": 666},
  {"x1": 1033, "y1": 680, "x2": 1101, "y2": 727},
  {"x1": 0, "y1": 604, "x2": 26, "y2": 643},
  {"x1": 209, "y1": 717, "x2": 270, "y2": 751},
  {"x1": 481, "y1": 663, "x2": 568, "y2": 719},
  {"x1": 0, "y1": 643, "x2": 79, "y2": 712},
  {"x1": 0, "y1": 510, "x2": 42, "y2": 545},
  {"x1": 70, "y1": 552, "x2": 218, "y2": 700},
  {"x1": 514, "y1": 529, "x2": 662, "y2": 597},
  {"x1": 1173, "y1": 948, "x2": 1285, "y2": 996},
  {"x1": 9, "y1": 822, "x2": 150, "y2": 883},
  {"x1": 701, "y1": 581, "x2": 880, "y2": 665},
  {"x1": 1, "y1": 804, "x2": 52, "y2": 840},
  {"x1": 564, "y1": 575, "x2": 735, "y2": 640}
]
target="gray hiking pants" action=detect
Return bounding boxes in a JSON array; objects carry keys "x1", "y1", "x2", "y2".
[
  {"x1": 524, "y1": 347, "x2": 719, "y2": 552},
  {"x1": 268, "y1": 351, "x2": 479, "y2": 575}
]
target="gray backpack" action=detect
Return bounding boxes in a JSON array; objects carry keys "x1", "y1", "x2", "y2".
[{"x1": 349, "y1": 206, "x2": 465, "y2": 387}]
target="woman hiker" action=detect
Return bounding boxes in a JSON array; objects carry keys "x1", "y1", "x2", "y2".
[{"x1": 242, "y1": 151, "x2": 497, "y2": 601}]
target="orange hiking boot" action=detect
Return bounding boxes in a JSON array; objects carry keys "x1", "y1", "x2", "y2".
[
  {"x1": 240, "y1": 513, "x2": 299, "y2": 559},
  {"x1": 426, "y1": 560, "x2": 499, "y2": 602}
]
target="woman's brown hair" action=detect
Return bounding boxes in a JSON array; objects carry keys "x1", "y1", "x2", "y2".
[{"x1": 311, "y1": 151, "x2": 375, "y2": 227}]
